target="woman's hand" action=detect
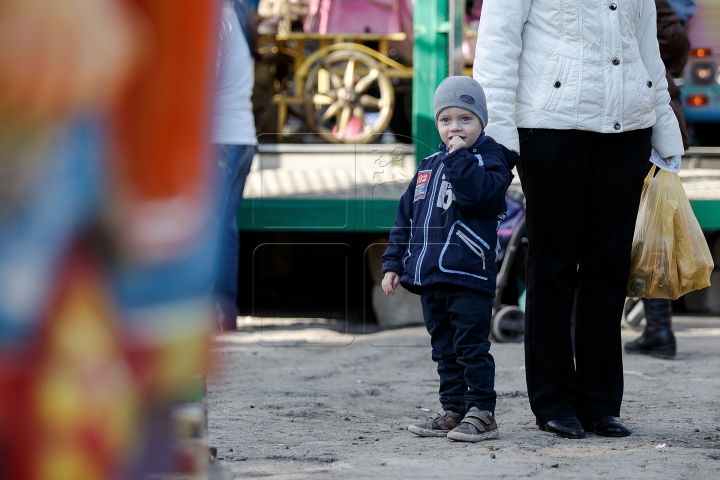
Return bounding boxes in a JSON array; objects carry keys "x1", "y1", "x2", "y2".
[{"x1": 381, "y1": 272, "x2": 400, "y2": 295}]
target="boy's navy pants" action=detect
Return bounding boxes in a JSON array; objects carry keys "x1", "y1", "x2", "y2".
[{"x1": 420, "y1": 284, "x2": 496, "y2": 414}]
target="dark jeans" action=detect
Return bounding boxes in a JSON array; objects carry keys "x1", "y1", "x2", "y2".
[
  {"x1": 420, "y1": 284, "x2": 496, "y2": 414},
  {"x1": 213, "y1": 144, "x2": 255, "y2": 329},
  {"x1": 517, "y1": 128, "x2": 651, "y2": 424}
]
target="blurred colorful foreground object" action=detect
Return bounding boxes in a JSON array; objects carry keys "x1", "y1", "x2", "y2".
[{"x1": 0, "y1": 0, "x2": 220, "y2": 478}]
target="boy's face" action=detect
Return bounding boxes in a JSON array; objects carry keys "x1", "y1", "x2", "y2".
[{"x1": 437, "y1": 107, "x2": 483, "y2": 149}]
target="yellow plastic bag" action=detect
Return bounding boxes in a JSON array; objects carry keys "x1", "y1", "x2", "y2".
[{"x1": 627, "y1": 165, "x2": 714, "y2": 299}]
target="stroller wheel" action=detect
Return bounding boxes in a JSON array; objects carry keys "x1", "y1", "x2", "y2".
[
  {"x1": 622, "y1": 297, "x2": 645, "y2": 331},
  {"x1": 492, "y1": 306, "x2": 525, "y2": 343}
]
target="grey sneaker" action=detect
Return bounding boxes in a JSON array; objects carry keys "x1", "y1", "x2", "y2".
[
  {"x1": 408, "y1": 408, "x2": 464, "y2": 437},
  {"x1": 447, "y1": 407, "x2": 499, "y2": 442}
]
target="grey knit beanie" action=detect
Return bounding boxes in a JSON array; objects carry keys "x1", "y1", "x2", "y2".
[{"x1": 434, "y1": 76, "x2": 488, "y2": 129}]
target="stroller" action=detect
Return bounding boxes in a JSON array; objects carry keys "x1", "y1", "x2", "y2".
[{"x1": 490, "y1": 187, "x2": 527, "y2": 343}]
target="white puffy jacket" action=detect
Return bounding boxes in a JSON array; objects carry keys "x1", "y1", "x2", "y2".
[{"x1": 473, "y1": 0, "x2": 684, "y2": 158}]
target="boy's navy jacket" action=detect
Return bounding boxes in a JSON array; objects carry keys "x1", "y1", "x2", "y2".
[{"x1": 381, "y1": 133, "x2": 519, "y2": 297}]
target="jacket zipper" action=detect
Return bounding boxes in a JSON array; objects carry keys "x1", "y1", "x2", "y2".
[
  {"x1": 414, "y1": 163, "x2": 444, "y2": 285},
  {"x1": 456, "y1": 230, "x2": 486, "y2": 270}
]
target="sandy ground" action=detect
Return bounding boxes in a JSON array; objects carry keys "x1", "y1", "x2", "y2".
[{"x1": 206, "y1": 315, "x2": 720, "y2": 479}]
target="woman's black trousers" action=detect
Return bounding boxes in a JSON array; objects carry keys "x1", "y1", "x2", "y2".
[{"x1": 517, "y1": 127, "x2": 651, "y2": 425}]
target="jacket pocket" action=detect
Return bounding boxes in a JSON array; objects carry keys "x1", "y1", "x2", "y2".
[
  {"x1": 629, "y1": 60, "x2": 656, "y2": 118},
  {"x1": 438, "y1": 221, "x2": 489, "y2": 281},
  {"x1": 639, "y1": 62, "x2": 656, "y2": 112},
  {"x1": 518, "y1": 128, "x2": 539, "y2": 145},
  {"x1": 535, "y1": 55, "x2": 573, "y2": 114}
]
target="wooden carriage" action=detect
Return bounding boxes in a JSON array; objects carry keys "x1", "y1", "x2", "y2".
[{"x1": 254, "y1": 0, "x2": 413, "y2": 143}]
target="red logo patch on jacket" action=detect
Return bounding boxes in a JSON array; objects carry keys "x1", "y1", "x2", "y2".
[{"x1": 414, "y1": 170, "x2": 432, "y2": 201}]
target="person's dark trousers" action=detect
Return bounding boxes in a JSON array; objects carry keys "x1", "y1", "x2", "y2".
[
  {"x1": 420, "y1": 284, "x2": 496, "y2": 414},
  {"x1": 642, "y1": 298, "x2": 673, "y2": 328},
  {"x1": 213, "y1": 144, "x2": 255, "y2": 330},
  {"x1": 517, "y1": 128, "x2": 651, "y2": 425}
]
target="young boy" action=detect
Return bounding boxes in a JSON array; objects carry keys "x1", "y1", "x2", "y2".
[{"x1": 381, "y1": 76, "x2": 518, "y2": 442}]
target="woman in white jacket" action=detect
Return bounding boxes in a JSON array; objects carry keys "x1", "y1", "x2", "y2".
[{"x1": 473, "y1": 0, "x2": 684, "y2": 439}]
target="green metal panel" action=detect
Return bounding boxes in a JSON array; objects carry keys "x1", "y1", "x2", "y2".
[
  {"x1": 412, "y1": 0, "x2": 448, "y2": 162},
  {"x1": 239, "y1": 198, "x2": 720, "y2": 233},
  {"x1": 690, "y1": 200, "x2": 720, "y2": 230},
  {"x1": 238, "y1": 199, "x2": 400, "y2": 232}
]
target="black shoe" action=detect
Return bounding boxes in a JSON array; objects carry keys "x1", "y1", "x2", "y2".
[
  {"x1": 539, "y1": 417, "x2": 585, "y2": 439},
  {"x1": 624, "y1": 326, "x2": 676, "y2": 359},
  {"x1": 583, "y1": 416, "x2": 630, "y2": 437}
]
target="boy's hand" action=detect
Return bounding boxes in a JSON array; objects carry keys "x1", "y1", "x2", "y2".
[
  {"x1": 381, "y1": 272, "x2": 400, "y2": 295},
  {"x1": 448, "y1": 136, "x2": 467, "y2": 152}
]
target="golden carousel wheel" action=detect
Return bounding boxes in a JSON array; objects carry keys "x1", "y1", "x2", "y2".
[{"x1": 304, "y1": 49, "x2": 394, "y2": 144}]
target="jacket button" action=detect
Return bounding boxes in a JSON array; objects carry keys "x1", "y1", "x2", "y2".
[
  {"x1": 553, "y1": 81, "x2": 561, "y2": 88},
  {"x1": 647, "y1": 80, "x2": 653, "y2": 87},
  {"x1": 614, "y1": 123, "x2": 621, "y2": 130},
  {"x1": 609, "y1": 3, "x2": 617, "y2": 10},
  {"x1": 612, "y1": 58, "x2": 620, "y2": 66}
]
